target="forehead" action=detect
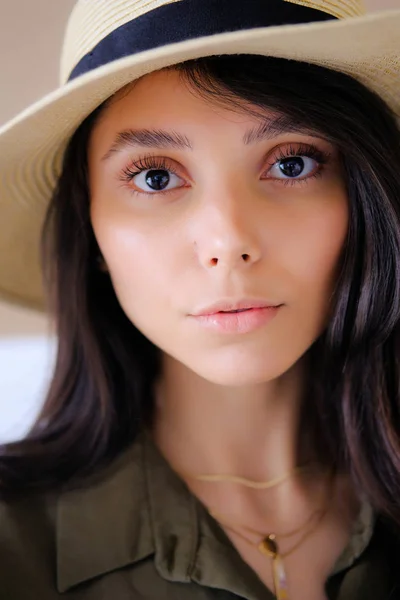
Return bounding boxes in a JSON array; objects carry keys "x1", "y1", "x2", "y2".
[
  {"x1": 88, "y1": 67, "x2": 326, "y2": 159},
  {"x1": 98, "y1": 68, "x2": 265, "y2": 128}
]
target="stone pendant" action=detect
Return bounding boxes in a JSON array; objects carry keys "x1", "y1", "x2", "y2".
[{"x1": 258, "y1": 535, "x2": 289, "y2": 600}]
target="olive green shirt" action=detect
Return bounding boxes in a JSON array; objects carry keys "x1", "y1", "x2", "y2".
[{"x1": 0, "y1": 430, "x2": 398, "y2": 599}]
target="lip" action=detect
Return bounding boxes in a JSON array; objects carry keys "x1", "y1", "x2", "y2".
[
  {"x1": 190, "y1": 299, "x2": 283, "y2": 334},
  {"x1": 192, "y1": 299, "x2": 282, "y2": 317}
]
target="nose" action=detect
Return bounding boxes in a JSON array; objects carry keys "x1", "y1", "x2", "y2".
[{"x1": 191, "y1": 185, "x2": 263, "y2": 271}]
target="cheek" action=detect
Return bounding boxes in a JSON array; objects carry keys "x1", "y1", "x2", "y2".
[
  {"x1": 281, "y1": 189, "x2": 349, "y2": 320},
  {"x1": 90, "y1": 196, "x2": 177, "y2": 316},
  {"x1": 291, "y1": 210, "x2": 347, "y2": 282}
]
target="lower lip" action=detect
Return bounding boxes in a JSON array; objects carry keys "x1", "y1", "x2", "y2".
[{"x1": 191, "y1": 306, "x2": 282, "y2": 334}]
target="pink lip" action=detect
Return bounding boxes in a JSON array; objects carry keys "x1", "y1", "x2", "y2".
[
  {"x1": 193, "y1": 299, "x2": 281, "y2": 316},
  {"x1": 190, "y1": 300, "x2": 282, "y2": 334}
]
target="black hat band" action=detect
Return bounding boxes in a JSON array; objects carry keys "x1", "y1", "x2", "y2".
[{"x1": 68, "y1": 0, "x2": 336, "y2": 81}]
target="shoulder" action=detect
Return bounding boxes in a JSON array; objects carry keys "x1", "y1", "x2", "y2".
[
  {"x1": 0, "y1": 490, "x2": 57, "y2": 548},
  {"x1": 0, "y1": 491, "x2": 58, "y2": 598},
  {"x1": 0, "y1": 438, "x2": 149, "y2": 599}
]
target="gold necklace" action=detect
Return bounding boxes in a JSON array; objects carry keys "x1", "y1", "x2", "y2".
[
  {"x1": 181, "y1": 461, "x2": 315, "y2": 490},
  {"x1": 210, "y1": 506, "x2": 328, "y2": 599},
  {"x1": 206, "y1": 470, "x2": 334, "y2": 600}
]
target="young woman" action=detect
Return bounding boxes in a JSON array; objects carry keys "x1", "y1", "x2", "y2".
[{"x1": 0, "y1": 1, "x2": 400, "y2": 599}]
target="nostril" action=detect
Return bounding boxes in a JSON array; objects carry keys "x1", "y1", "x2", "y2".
[
  {"x1": 210, "y1": 257, "x2": 218, "y2": 266},
  {"x1": 242, "y1": 254, "x2": 250, "y2": 262}
]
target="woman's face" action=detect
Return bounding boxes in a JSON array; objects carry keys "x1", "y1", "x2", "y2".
[{"x1": 88, "y1": 69, "x2": 348, "y2": 386}]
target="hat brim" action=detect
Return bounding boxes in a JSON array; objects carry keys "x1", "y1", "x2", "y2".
[{"x1": 1, "y1": 10, "x2": 399, "y2": 311}]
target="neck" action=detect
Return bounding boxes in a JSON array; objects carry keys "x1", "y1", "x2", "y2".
[
  {"x1": 151, "y1": 352, "x2": 314, "y2": 482},
  {"x1": 150, "y1": 354, "x2": 358, "y2": 550}
]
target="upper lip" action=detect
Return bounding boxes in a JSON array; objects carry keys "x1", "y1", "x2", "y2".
[{"x1": 192, "y1": 299, "x2": 282, "y2": 316}]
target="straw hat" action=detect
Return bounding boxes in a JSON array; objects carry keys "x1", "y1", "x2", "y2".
[{"x1": 0, "y1": 0, "x2": 399, "y2": 311}]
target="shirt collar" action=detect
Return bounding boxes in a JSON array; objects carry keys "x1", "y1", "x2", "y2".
[
  {"x1": 56, "y1": 433, "x2": 154, "y2": 592},
  {"x1": 331, "y1": 498, "x2": 375, "y2": 575},
  {"x1": 56, "y1": 429, "x2": 268, "y2": 598},
  {"x1": 143, "y1": 430, "x2": 269, "y2": 599},
  {"x1": 56, "y1": 429, "x2": 376, "y2": 597}
]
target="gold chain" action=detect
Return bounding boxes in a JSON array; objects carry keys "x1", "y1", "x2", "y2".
[
  {"x1": 204, "y1": 468, "x2": 335, "y2": 600},
  {"x1": 208, "y1": 468, "x2": 334, "y2": 554},
  {"x1": 210, "y1": 502, "x2": 324, "y2": 542},
  {"x1": 181, "y1": 461, "x2": 315, "y2": 490},
  {"x1": 212, "y1": 502, "x2": 329, "y2": 559}
]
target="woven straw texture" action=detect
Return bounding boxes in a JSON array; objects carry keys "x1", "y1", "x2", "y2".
[{"x1": 0, "y1": 0, "x2": 399, "y2": 310}]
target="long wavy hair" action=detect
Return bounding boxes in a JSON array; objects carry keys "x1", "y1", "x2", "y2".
[{"x1": 1, "y1": 55, "x2": 400, "y2": 525}]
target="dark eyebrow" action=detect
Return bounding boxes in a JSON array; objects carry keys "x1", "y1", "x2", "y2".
[
  {"x1": 102, "y1": 116, "x2": 323, "y2": 162},
  {"x1": 101, "y1": 129, "x2": 193, "y2": 161},
  {"x1": 243, "y1": 114, "x2": 321, "y2": 145}
]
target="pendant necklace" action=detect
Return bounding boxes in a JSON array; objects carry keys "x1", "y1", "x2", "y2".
[
  {"x1": 183, "y1": 465, "x2": 334, "y2": 600},
  {"x1": 209, "y1": 499, "x2": 330, "y2": 600},
  {"x1": 179, "y1": 458, "x2": 334, "y2": 599}
]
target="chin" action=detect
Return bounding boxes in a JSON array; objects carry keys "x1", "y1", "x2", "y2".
[{"x1": 187, "y1": 354, "x2": 294, "y2": 387}]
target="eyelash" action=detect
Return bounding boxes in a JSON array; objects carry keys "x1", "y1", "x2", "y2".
[
  {"x1": 118, "y1": 143, "x2": 331, "y2": 196},
  {"x1": 265, "y1": 143, "x2": 331, "y2": 186},
  {"x1": 119, "y1": 155, "x2": 181, "y2": 192}
]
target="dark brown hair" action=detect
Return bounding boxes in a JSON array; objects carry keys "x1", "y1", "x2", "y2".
[{"x1": 1, "y1": 56, "x2": 400, "y2": 525}]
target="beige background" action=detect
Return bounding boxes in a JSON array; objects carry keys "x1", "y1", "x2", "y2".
[{"x1": 0, "y1": 0, "x2": 398, "y2": 441}]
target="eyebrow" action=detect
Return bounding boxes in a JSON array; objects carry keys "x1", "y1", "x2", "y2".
[
  {"x1": 101, "y1": 129, "x2": 192, "y2": 161},
  {"x1": 243, "y1": 115, "x2": 320, "y2": 145},
  {"x1": 101, "y1": 117, "x2": 322, "y2": 162}
]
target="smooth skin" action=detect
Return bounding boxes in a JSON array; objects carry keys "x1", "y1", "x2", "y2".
[{"x1": 88, "y1": 69, "x2": 355, "y2": 600}]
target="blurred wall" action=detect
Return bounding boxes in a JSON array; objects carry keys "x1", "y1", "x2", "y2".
[
  {"x1": 0, "y1": 0, "x2": 74, "y2": 441},
  {"x1": 0, "y1": 0, "x2": 398, "y2": 441}
]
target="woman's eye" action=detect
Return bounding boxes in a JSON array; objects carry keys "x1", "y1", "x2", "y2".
[
  {"x1": 268, "y1": 156, "x2": 318, "y2": 180},
  {"x1": 132, "y1": 168, "x2": 184, "y2": 193}
]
